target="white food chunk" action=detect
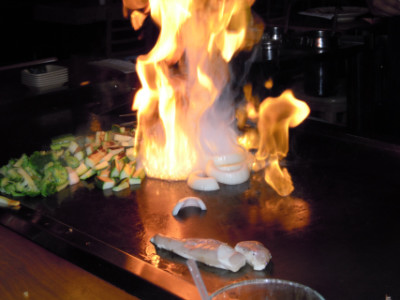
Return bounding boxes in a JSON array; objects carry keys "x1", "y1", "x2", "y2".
[
  {"x1": 187, "y1": 171, "x2": 220, "y2": 191},
  {"x1": 172, "y1": 196, "x2": 207, "y2": 216},
  {"x1": 151, "y1": 234, "x2": 246, "y2": 272},
  {"x1": 235, "y1": 241, "x2": 272, "y2": 271}
]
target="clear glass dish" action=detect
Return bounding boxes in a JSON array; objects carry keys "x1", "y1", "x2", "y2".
[{"x1": 210, "y1": 278, "x2": 325, "y2": 300}]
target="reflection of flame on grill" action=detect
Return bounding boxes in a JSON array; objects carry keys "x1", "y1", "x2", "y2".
[
  {"x1": 248, "y1": 196, "x2": 311, "y2": 232},
  {"x1": 123, "y1": 0, "x2": 309, "y2": 196}
]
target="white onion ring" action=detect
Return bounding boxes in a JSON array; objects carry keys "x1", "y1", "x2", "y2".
[
  {"x1": 206, "y1": 160, "x2": 250, "y2": 185},
  {"x1": 187, "y1": 170, "x2": 220, "y2": 191},
  {"x1": 212, "y1": 150, "x2": 245, "y2": 167},
  {"x1": 215, "y1": 162, "x2": 242, "y2": 172},
  {"x1": 172, "y1": 196, "x2": 207, "y2": 216}
]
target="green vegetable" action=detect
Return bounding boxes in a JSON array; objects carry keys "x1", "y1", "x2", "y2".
[
  {"x1": 0, "y1": 125, "x2": 144, "y2": 198},
  {"x1": 95, "y1": 176, "x2": 115, "y2": 190},
  {"x1": 113, "y1": 178, "x2": 129, "y2": 192},
  {"x1": 28, "y1": 151, "x2": 54, "y2": 175},
  {"x1": 6, "y1": 168, "x2": 23, "y2": 181},
  {"x1": 15, "y1": 167, "x2": 40, "y2": 197},
  {"x1": 110, "y1": 158, "x2": 124, "y2": 178},
  {"x1": 132, "y1": 168, "x2": 145, "y2": 179},
  {"x1": 13, "y1": 153, "x2": 29, "y2": 168},
  {"x1": 50, "y1": 134, "x2": 75, "y2": 150},
  {"x1": 63, "y1": 155, "x2": 80, "y2": 169},
  {"x1": 80, "y1": 168, "x2": 96, "y2": 180},
  {"x1": 51, "y1": 150, "x2": 65, "y2": 160},
  {"x1": 85, "y1": 151, "x2": 106, "y2": 168},
  {"x1": 1, "y1": 177, "x2": 9, "y2": 188},
  {"x1": 43, "y1": 162, "x2": 68, "y2": 187},
  {"x1": 0, "y1": 151, "x2": 69, "y2": 197},
  {"x1": 119, "y1": 161, "x2": 135, "y2": 180},
  {"x1": 38, "y1": 180, "x2": 57, "y2": 197},
  {"x1": 3, "y1": 183, "x2": 24, "y2": 197},
  {"x1": 75, "y1": 162, "x2": 89, "y2": 176},
  {"x1": 68, "y1": 141, "x2": 80, "y2": 154},
  {"x1": 111, "y1": 124, "x2": 123, "y2": 133},
  {"x1": 94, "y1": 160, "x2": 109, "y2": 171},
  {"x1": 74, "y1": 150, "x2": 85, "y2": 161},
  {"x1": 129, "y1": 177, "x2": 141, "y2": 185}
]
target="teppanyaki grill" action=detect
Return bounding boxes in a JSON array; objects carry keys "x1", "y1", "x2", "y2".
[{"x1": 0, "y1": 111, "x2": 399, "y2": 299}]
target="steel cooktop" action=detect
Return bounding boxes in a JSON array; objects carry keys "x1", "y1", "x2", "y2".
[{"x1": 1, "y1": 119, "x2": 399, "y2": 299}]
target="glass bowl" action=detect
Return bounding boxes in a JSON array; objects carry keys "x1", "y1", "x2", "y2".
[{"x1": 210, "y1": 278, "x2": 325, "y2": 300}]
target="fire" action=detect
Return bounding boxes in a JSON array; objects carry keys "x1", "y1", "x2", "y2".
[
  {"x1": 253, "y1": 89, "x2": 310, "y2": 196},
  {"x1": 125, "y1": 0, "x2": 263, "y2": 180},
  {"x1": 238, "y1": 89, "x2": 309, "y2": 196},
  {"x1": 124, "y1": 0, "x2": 309, "y2": 195},
  {"x1": 256, "y1": 90, "x2": 310, "y2": 160},
  {"x1": 264, "y1": 77, "x2": 273, "y2": 90}
]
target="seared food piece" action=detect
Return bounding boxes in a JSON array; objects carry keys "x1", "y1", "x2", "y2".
[
  {"x1": 0, "y1": 195, "x2": 20, "y2": 208},
  {"x1": 234, "y1": 241, "x2": 272, "y2": 271},
  {"x1": 151, "y1": 234, "x2": 246, "y2": 272}
]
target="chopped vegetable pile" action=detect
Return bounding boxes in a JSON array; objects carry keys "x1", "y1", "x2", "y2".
[{"x1": 0, "y1": 124, "x2": 145, "y2": 198}]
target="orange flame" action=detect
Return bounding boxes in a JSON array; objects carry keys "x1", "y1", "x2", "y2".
[
  {"x1": 127, "y1": 0, "x2": 262, "y2": 180},
  {"x1": 264, "y1": 77, "x2": 273, "y2": 90},
  {"x1": 256, "y1": 90, "x2": 310, "y2": 196},
  {"x1": 124, "y1": 0, "x2": 308, "y2": 196}
]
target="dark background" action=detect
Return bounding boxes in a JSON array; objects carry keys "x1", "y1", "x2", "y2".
[
  {"x1": 0, "y1": 0, "x2": 368, "y2": 66},
  {"x1": 0, "y1": 0, "x2": 399, "y2": 146}
]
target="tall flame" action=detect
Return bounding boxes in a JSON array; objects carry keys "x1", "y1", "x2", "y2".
[
  {"x1": 126, "y1": 0, "x2": 262, "y2": 180},
  {"x1": 124, "y1": 0, "x2": 309, "y2": 196},
  {"x1": 256, "y1": 90, "x2": 310, "y2": 196}
]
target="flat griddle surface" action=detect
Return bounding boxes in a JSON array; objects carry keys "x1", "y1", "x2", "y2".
[{"x1": 1, "y1": 123, "x2": 400, "y2": 300}]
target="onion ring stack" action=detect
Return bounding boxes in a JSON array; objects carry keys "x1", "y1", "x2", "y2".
[{"x1": 187, "y1": 151, "x2": 250, "y2": 190}]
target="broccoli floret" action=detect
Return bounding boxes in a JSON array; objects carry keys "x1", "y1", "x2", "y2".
[
  {"x1": 15, "y1": 181, "x2": 40, "y2": 197},
  {"x1": 2, "y1": 183, "x2": 24, "y2": 197},
  {"x1": 0, "y1": 176, "x2": 8, "y2": 186},
  {"x1": 28, "y1": 151, "x2": 54, "y2": 175},
  {"x1": 62, "y1": 155, "x2": 80, "y2": 169},
  {"x1": 51, "y1": 149, "x2": 65, "y2": 160},
  {"x1": 0, "y1": 158, "x2": 17, "y2": 176},
  {"x1": 5, "y1": 158, "x2": 17, "y2": 168},
  {"x1": 0, "y1": 143, "x2": 73, "y2": 197},
  {"x1": 39, "y1": 181, "x2": 57, "y2": 197},
  {"x1": 6, "y1": 168, "x2": 22, "y2": 181},
  {"x1": 0, "y1": 166, "x2": 6, "y2": 177},
  {"x1": 43, "y1": 162, "x2": 68, "y2": 188}
]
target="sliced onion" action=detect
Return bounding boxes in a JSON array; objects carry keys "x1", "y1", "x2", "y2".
[
  {"x1": 187, "y1": 170, "x2": 220, "y2": 191},
  {"x1": 212, "y1": 150, "x2": 245, "y2": 167},
  {"x1": 214, "y1": 162, "x2": 243, "y2": 172},
  {"x1": 206, "y1": 160, "x2": 250, "y2": 185},
  {"x1": 172, "y1": 196, "x2": 207, "y2": 216}
]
